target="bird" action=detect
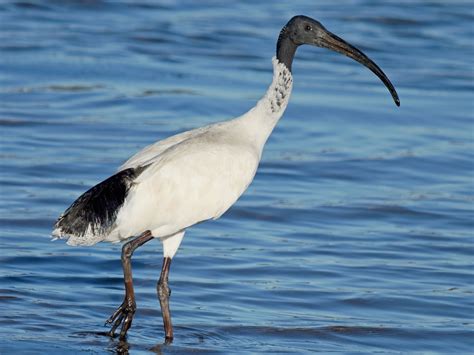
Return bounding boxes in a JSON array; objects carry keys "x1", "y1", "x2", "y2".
[{"x1": 52, "y1": 15, "x2": 400, "y2": 343}]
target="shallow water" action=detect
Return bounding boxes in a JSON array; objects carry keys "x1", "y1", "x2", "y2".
[{"x1": 1, "y1": 0, "x2": 473, "y2": 353}]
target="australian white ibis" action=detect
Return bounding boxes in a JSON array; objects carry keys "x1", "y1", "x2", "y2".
[{"x1": 53, "y1": 15, "x2": 400, "y2": 343}]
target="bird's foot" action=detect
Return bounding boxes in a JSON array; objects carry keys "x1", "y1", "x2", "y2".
[{"x1": 105, "y1": 298, "x2": 136, "y2": 339}]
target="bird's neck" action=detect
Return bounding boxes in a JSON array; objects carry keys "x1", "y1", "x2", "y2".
[
  {"x1": 239, "y1": 57, "x2": 293, "y2": 152},
  {"x1": 261, "y1": 57, "x2": 293, "y2": 117},
  {"x1": 276, "y1": 27, "x2": 297, "y2": 72}
]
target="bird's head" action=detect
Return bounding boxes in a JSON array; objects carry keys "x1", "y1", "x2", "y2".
[
  {"x1": 277, "y1": 15, "x2": 400, "y2": 106},
  {"x1": 280, "y1": 16, "x2": 327, "y2": 47}
]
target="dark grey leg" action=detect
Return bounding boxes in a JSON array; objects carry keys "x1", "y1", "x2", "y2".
[
  {"x1": 157, "y1": 257, "x2": 173, "y2": 343},
  {"x1": 106, "y1": 230, "x2": 154, "y2": 339}
]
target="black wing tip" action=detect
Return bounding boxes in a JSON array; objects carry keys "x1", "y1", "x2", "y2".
[{"x1": 54, "y1": 166, "x2": 147, "y2": 241}]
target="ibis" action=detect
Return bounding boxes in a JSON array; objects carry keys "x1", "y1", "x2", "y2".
[{"x1": 53, "y1": 15, "x2": 399, "y2": 343}]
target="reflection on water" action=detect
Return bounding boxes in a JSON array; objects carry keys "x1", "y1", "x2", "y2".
[{"x1": 1, "y1": 0, "x2": 473, "y2": 353}]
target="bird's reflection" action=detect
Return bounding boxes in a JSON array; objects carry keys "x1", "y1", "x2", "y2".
[
  {"x1": 105, "y1": 334, "x2": 170, "y2": 355},
  {"x1": 114, "y1": 339, "x2": 130, "y2": 354},
  {"x1": 91, "y1": 329, "x2": 172, "y2": 354}
]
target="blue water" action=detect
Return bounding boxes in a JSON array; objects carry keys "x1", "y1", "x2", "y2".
[{"x1": 1, "y1": 0, "x2": 473, "y2": 353}]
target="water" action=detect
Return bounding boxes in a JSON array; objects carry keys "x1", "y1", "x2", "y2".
[{"x1": 1, "y1": 0, "x2": 473, "y2": 353}]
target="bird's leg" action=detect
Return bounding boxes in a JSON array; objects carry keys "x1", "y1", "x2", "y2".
[
  {"x1": 106, "y1": 230, "x2": 154, "y2": 339},
  {"x1": 157, "y1": 257, "x2": 173, "y2": 342}
]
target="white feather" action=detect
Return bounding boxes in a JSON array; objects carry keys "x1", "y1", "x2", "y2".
[
  {"x1": 62, "y1": 57, "x2": 293, "y2": 255},
  {"x1": 161, "y1": 231, "x2": 185, "y2": 259}
]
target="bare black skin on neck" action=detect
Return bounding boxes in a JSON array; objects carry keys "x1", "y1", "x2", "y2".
[
  {"x1": 276, "y1": 25, "x2": 297, "y2": 72},
  {"x1": 277, "y1": 16, "x2": 317, "y2": 72}
]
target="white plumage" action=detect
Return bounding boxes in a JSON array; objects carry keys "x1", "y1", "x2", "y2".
[{"x1": 53, "y1": 58, "x2": 293, "y2": 257}]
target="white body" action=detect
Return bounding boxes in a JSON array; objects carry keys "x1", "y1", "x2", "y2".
[{"x1": 55, "y1": 58, "x2": 293, "y2": 258}]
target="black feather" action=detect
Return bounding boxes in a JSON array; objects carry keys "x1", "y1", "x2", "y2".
[{"x1": 54, "y1": 166, "x2": 147, "y2": 239}]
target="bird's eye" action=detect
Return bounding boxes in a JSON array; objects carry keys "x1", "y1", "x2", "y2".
[{"x1": 305, "y1": 25, "x2": 312, "y2": 31}]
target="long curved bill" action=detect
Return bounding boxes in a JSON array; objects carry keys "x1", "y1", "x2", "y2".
[{"x1": 319, "y1": 29, "x2": 400, "y2": 106}]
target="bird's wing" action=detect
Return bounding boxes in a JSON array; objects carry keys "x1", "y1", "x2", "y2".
[
  {"x1": 118, "y1": 124, "x2": 212, "y2": 171},
  {"x1": 52, "y1": 166, "x2": 147, "y2": 245},
  {"x1": 112, "y1": 128, "x2": 260, "y2": 239}
]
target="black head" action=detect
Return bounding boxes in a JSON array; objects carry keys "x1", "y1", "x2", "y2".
[
  {"x1": 280, "y1": 16, "x2": 327, "y2": 47},
  {"x1": 277, "y1": 15, "x2": 400, "y2": 106}
]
